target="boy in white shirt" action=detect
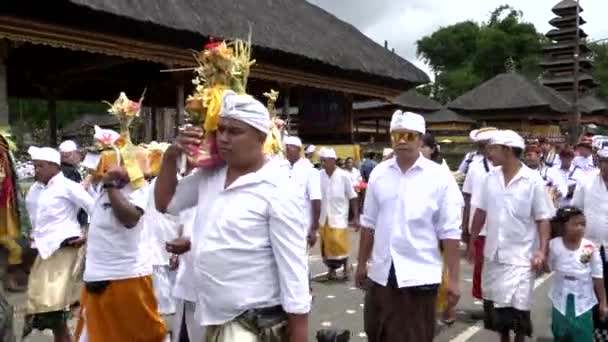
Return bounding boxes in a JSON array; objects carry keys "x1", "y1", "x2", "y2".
[{"x1": 548, "y1": 206, "x2": 607, "y2": 341}]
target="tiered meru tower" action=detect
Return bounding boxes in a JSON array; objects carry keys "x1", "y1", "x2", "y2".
[{"x1": 540, "y1": 0, "x2": 597, "y2": 96}]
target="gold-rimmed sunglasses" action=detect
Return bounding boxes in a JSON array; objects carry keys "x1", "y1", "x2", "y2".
[{"x1": 391, "y1": 131, "x2": 420, "y2": 144}]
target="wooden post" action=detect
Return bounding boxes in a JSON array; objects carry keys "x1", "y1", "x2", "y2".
[
  {"x1": 151, "y1": 106, "x2": 158, "y2": 140},
  {"x1": 48, "y1": 96, "x2": 57, "y2": 147},
  {"x1": 175, "y1": 78, "x2": 185, "y2": 137},
  {"x1": 0, "y1": 41, "x2": 8, "y2": 127}
]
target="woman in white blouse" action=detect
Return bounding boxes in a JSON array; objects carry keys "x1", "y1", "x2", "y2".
[{"x1": 548, "y1": 206, "x2": 607, "y2": 341}]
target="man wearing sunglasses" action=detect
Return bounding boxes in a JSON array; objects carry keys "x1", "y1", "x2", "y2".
[{"x1": 357, "y1": 110, "x2": 463, "y2": 342}]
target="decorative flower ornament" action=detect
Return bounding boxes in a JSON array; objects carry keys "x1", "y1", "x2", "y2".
[{"x1": 580, "y1": 243, "x2": 594, "y2": 264}]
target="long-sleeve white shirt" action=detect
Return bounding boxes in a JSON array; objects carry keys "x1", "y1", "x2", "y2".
[
  {"x1": 572, "y1": 172, "x2": 608, "y2": 247},
  {"x1": 361, "y1": 156, "x2": 463, "y2": 288},
  {"x1": 25, "y1": 172, "x2": 93, "y2": 259},
  {"x1": 166, "y1": 160, "x2": 311, "y2": 326},
  {"x1": 473, "y1": 165, "x2": 555, "y2": 266},
  {"x1": 319, "y1": 168, "x2": 357, "y2": 228}
]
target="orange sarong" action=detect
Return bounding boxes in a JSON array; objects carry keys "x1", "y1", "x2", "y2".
[{"x1": 75, "y1": 275, "x2": 167, "y2": 342}]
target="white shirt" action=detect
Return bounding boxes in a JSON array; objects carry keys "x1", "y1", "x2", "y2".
[
  {"x1": 552, "y1": 165, "x2": 585, "y2": 208},
  {"x1": 463, "y1": 157, "x2": 496, "y2": 236},
  {"x1": 573, "y1": 155, "x2": 595, "y2": 173},
  {"x1": 166, "y1": 161, "x2": 310, "y2": 325},
  {"x1": 286, "y1": 158, "x2": 322, "y2": 228},
  {"x1": 361, "y1": 156, "x2": 463, "y2": 288},
  {"x1": 25, "y1": 172, "x2": 93, "y2": 259},
  {"x1": 319, "y1": 168, "x2": 357, "y2": 228},
  {"x1": 347, "y1": 167, "x2": 362, "y2": 186},
  {"x1": 458, "y1": 152, "x2": 484, "y2": 174},
  {"x1": 572, "y1": 172, "x2": 608, "y2": 247},
  {"x1": 145, "y1": 179, "x2": 180, "y2": 266},
  {"x1": 172, "y1": 206, "x2": 198, "y2": 303},
  {"x1": 84, "y1": 184, "x2": 152, "y2": 281},
  {"x1": 548, "y1": 237, "x2": 602, "y2": 317},
  {"x1": 474, "y1": 165, "x2": 555, "y2": 266}
]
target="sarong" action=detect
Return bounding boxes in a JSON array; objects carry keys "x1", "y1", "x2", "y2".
[
  {"x1": 472, "y1": 237, "x2": 485, "y2": 299},
  {"x1": 552, "y1": 294, "x2": 593, "y2": 341},
  {"x1": 482, "y1": 259, "x2": 534, "y2": 336},
  {"x1": 152, "y1": 265, "x2": 176, "y2": 315},
  {"x1": 75, "y1": 275, "x2": 167, "y2": 342},
  {"x1": 320, "y1": 224, "x2": 349, "y2": 268},
  {"x1": 0, "y1": 288, "x2": 15, "y2": 342},
  {"x1": 364, "y1": 265, "x2": 438, "y2": 342},
  {"x1": 23, "y1": 246, "x2": 84, "y2": 335},
  {"x1": 172, "y1": 300, "x2": 205, "y2": 342},
  {"x1": 205, "y1": 306, "x2": 288, "y2": 342}
]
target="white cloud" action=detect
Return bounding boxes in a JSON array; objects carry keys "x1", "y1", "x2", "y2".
[{"x1": 308, "y1": 0, "x2": 608, "y2": 81}]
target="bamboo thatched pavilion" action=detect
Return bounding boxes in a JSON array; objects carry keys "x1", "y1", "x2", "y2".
[{"x1": 0, "y1": 0, "x2": 429, "y2": 145}]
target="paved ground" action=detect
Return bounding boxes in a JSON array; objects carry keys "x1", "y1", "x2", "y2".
[{"x1": 9, "y1": 229, "x2": 555, "y2": 341}]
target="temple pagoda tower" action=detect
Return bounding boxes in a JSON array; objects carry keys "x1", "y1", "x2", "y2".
[{"x1": 540, "y1": 0, "x2": 596, "y2": 96}]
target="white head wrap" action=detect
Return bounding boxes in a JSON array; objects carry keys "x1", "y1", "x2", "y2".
[
  {"x1": 319, "y1": 147, "x2": 337, "y2": 159},
  {"x1": 305, "y1": 145, "x2": 316, "y2": 154},
  {"x1": 488, "y1": 130, "x2": 525, "y2": 149},
  {"x1": 58, "y1": 140, "x2": 78, "y2": 152},
  {"x1": 390, "y1": 110, "x2": 426, "y2": 134},
  {"x1": 598, "y1": 147, "x2": 608, "y2": 159},
  {"x1": 28, "y1": 146, "x2": 60, "y2": 165},
  {"x1": 469, "y1": 127, "x2": 498, "y2": 142},
  {"x1": 220, "y1": 90, "x2": 270, "y2": 134},
  {"x1": 284, "y1": 136, "x2": 302, "y2": 147}
]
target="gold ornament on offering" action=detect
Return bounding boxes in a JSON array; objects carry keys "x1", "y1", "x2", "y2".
[{"x1": 263, "y1": 89, "x2": 285, "y2": 157}]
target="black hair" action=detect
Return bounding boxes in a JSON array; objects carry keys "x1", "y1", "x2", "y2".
[
  {"x1": 512, "y1": 147, "x2": 523, "y2": 158},
  {"x1": 552, "y1": 206, "x2": 585, "y2": 238},
  {"x1": 421, "y1": 133, "x2": 442, "y2": 164},
  {"x1": 555, "y1": 206, "x2": 584, "y2": 223}
]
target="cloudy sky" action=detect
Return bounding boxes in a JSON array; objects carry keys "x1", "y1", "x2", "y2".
[{"x1": 307, "y1": 0, "x2": 608, "y2": 78}]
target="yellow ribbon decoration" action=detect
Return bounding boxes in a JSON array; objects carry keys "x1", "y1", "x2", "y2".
[{"x1": 202, "y1": 85, "x2": 228, "y2": 133}]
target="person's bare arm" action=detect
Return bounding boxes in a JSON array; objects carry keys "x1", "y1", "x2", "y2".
[
  {"x1": 531, "y1": 220, "x2": 551, "y2": 271},
  {"x1": 107, "y1": 188, "x2": 143, "y2": 228},
  {"x1": 356, "y1": 227, "x2": 374, "y2": 288},
  {"x1": 595, "y1": 278, "x2": 608, "y2": 320},
  {"x1": 287, "y1": 313, "x2": 308, "y2": 342},
  {"x1": 155, "y1": 146, "x2": 180, "y2": 213},
  {"x1": 442, "y1": 238, "x2": 461, "y2": 308},
  {"x1": 462, "y1": 193, "x2": 471, "y2": 240},
  {"x1": 349, "y1": 198, "x2": 359, "y2": 222}
]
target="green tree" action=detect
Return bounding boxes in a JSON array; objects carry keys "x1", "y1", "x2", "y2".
[
  {"x1": 416, "y1": 5, "x2": 545, "y2": 103},
  {"x1": 590, "y1": 42, "x2": 608, "y2": 97}
]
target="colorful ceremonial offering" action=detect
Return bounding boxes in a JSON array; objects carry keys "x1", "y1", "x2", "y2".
[{"x1": 184, "y1": 36, "x2": 255, "y2": 168}]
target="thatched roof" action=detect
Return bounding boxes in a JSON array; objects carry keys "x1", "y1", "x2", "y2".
[
  {"x1": 353, "y1": 90, "x2": 441, "y2": 112},
  {"x1": 393, "y1": 90, "x2": 441, "y2": 112},
  {"x1": 425, "y1": 108, "x2": 474, "y2": 124},
  {"x1": 63, "y1": 0, "x2": 429, "y2": 86},
  {"x1": 447, "y1": 73, "x2": 572, "y2": 113},
  {"x1": 552, "y1": 0, "x2": 582, "y2": 16},
  {"x1": 579, "y1": 94, "x2": 608, "y2": 114}
]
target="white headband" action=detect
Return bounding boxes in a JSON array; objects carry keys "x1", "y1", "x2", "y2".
[
  {"x1": 58, "y1": 140, "x2": 78, "y2": 152},
  {"x1": 220, "y1": 90, "x2": 271, "y2": 134},
  {"x1": 489, "y1": 130, "x2": 525, "y2": 149},
  {"x1": 390, "y1": 110, "x2": 426, "y2": 134},
  {"x1": 28, "y1": 146, "x2": 60, "y2": 165},
  {"x1": 319, "y1": 147, "x2": 337, "y2": 159},
  {"x1": 284, "y1": 136, "x2": 302, "y2": 147}
]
